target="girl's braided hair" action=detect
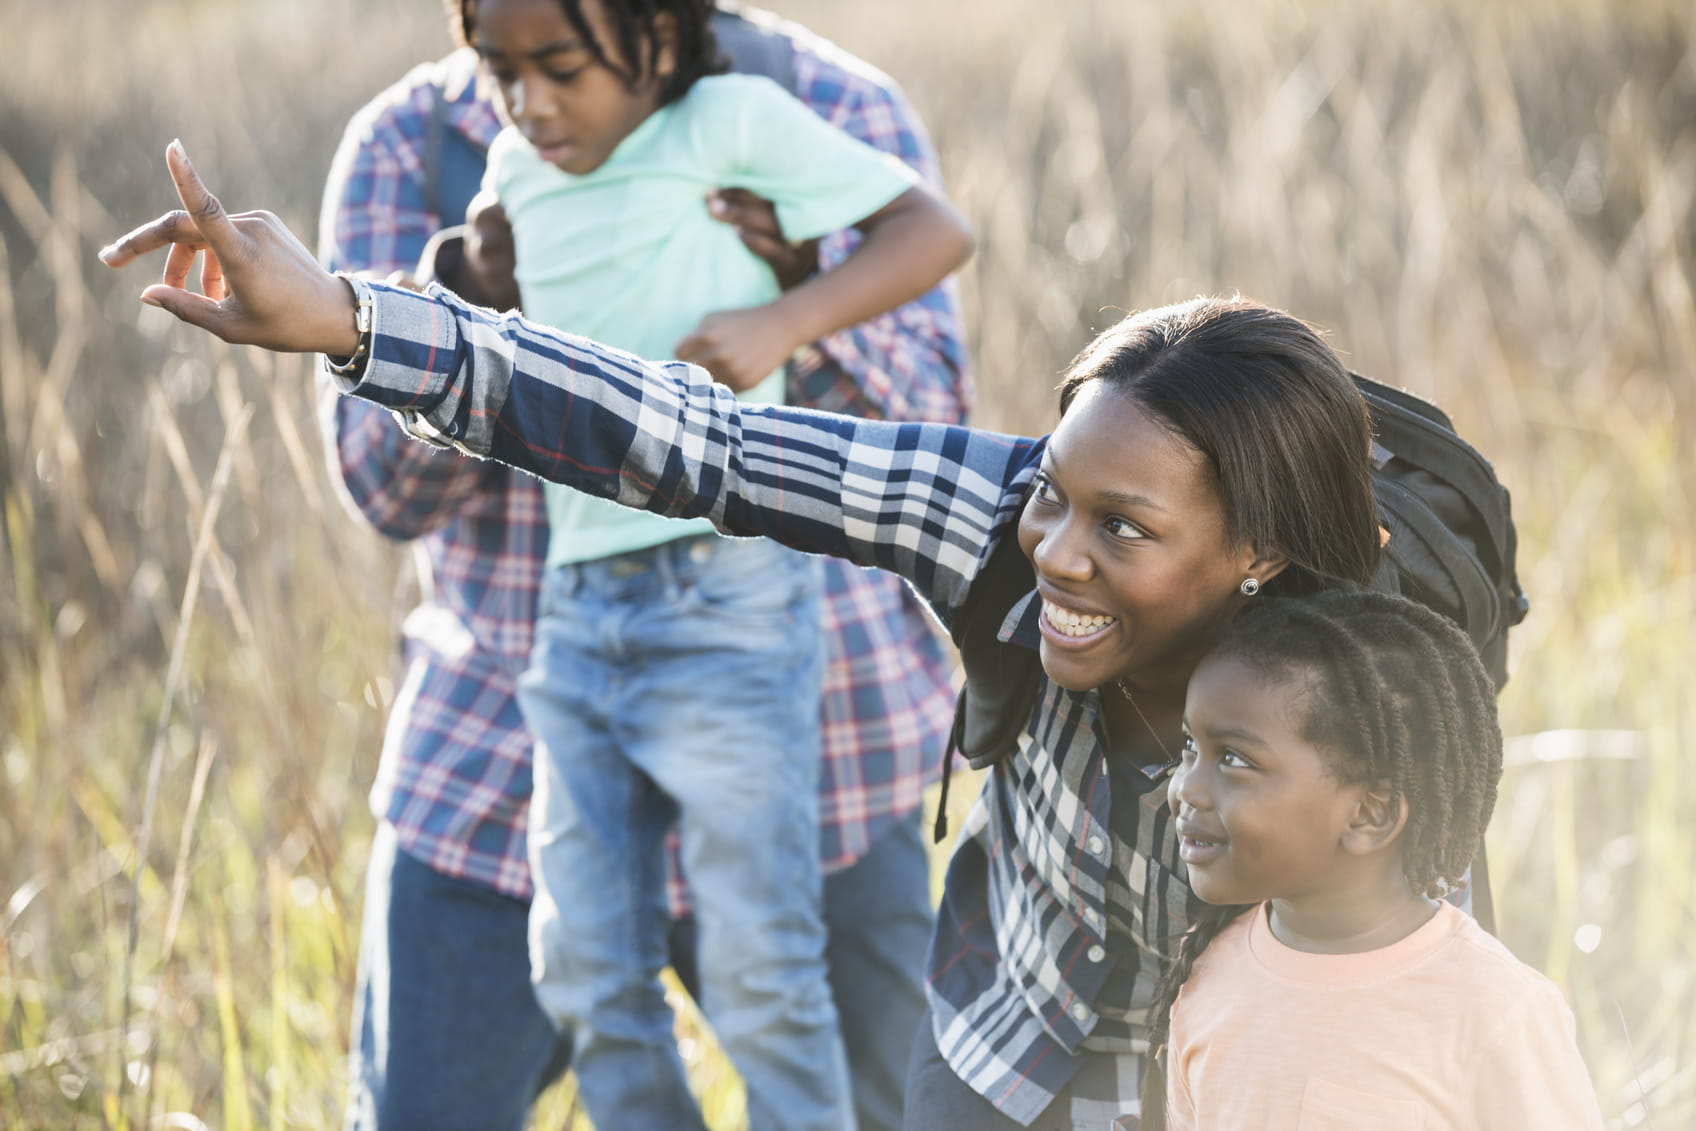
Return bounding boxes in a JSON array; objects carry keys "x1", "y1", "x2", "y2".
[
  {"x1": 452, "y1": 0, "x2": 727, "y2": 107},
  {"x1": 1148, "y1": 588, "x2": 1504, "y2": 1051}
]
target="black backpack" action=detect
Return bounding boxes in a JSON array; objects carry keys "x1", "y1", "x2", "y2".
[
  {"x1": 1355, "y1": 375, "x2": 1527, "y2": 689},
  {"x1": 938, "y1": 373, "x2": 1528, "y2": 927}
]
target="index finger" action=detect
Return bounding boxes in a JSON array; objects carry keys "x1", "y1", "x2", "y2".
[
  {"x1": 98, "y1": 141, "x2": 237, "y2": 269},
  {"x1": 162, "y1": 140, "x2": 242, "y2": 254}
]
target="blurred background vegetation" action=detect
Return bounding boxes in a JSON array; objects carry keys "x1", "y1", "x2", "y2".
[{"x1": 2, "y1": 0, "x2": 1692, "y2": 1126}]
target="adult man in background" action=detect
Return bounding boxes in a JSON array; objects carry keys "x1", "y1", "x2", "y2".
[{"x1": 316, "y1": 5, "x2": 969, "y2": 1129}]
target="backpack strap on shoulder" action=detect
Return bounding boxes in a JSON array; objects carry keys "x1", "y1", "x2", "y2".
[
  {"x1": 949, "y1": 534, "x2": 1045, "y2": 771},
  {"x1": 1138, "y1": 1046, "x2": 1169, "y2": 1131},
  {"x1": 421, "y1": 54, "x2": 492, "y2": 230},
  {"x1": 422, "y1": 79, "x2": 449, "y2": 224},
  {"x1": 934, "y1": 529, "x2": 1045, "y2": 842},
  {"x1": 711, "y1": 5, "x2": 799, "y2": 94},
  {"x1": 1356, "y1": 377, "x2": 1512, "y2": 547}
]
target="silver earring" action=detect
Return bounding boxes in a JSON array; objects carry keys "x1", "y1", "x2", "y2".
[{"x1": 1239, "y1": 577, "x2": 1260, "y2": 597}]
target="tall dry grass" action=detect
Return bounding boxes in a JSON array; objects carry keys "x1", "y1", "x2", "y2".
[{"x1": 2, "y1": 0, "x2": 1692, "y2": 1126}]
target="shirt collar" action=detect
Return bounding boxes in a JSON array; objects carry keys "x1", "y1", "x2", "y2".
[{"x1": 996, "y1": 588, "x2": 1043, "y2": 650}]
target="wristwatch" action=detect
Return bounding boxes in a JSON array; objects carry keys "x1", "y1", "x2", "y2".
[{"x1": 323, "y1": 272, "x2": 375, "y2": 375}]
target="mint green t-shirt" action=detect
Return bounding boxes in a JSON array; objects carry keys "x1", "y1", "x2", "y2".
[{"x1": 486, "y1": 73, "x2": 920, "y2": 566}]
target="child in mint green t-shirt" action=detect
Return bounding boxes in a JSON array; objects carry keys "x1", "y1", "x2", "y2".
[{"x1": 462, "y1": 1, "x2": 972, "y2": 1129}]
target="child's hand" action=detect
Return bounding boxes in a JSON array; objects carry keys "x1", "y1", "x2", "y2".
[
  {"x1": 675, "y1": 306, "x2": 800, "y2": 393},
  {"x1": 705, "y1": 189, "x2": 820, "y2": 291},
  {"x1": 461, "y1": 190, "x2": 522, "y2": 312}
]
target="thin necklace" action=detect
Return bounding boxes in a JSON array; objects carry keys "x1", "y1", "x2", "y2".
[{"x1": 1115, "y1": 679, "x2": 1176, "y2": 767}]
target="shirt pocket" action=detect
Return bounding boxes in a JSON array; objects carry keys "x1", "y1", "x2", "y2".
[{"x1": 1297, "y1": 1077, "x2": 1426, "y2": 1131}]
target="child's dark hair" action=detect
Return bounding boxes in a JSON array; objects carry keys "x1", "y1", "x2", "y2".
[
  {"x1": 1148, "y1": 589, "x2": 1504, "y2": 1051},
  {"x1": 1057, "y1": 297, "x2": 1380, "y2": 598},
  {"x1": 451, "y1": 0, "x2": 727, "y2": 106}
]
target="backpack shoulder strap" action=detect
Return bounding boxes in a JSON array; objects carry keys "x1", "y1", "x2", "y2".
[
  {"x1": 421, "y1": 59, "x2": 492, "y2": 230},
  {"x1": 947, "y1": 530, "x2": 1045, "y2": 772},
  {"x1": 1372, "y1": 475, "x2": 1500, "y2": 640},
  {"x1": 711, "y1": 5, "x2": 799, "y2": 94},
  {"x1": 421, "y1": 80, "x2": 449, "y2": 223},
  {"x1": 932, "y1": 528, "x2": 1044, "y2": 842},
  {"x1": 1355, "y1": 375, "x2": 1511, "y2": 547},
  {"x1": 1139, "y1": 1050, "x2": 1169, "y2": 1131}
]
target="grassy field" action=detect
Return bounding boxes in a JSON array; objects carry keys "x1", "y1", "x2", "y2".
[{"x1": 3, "y1": 0, "x2": 1693, "y2": 1126}]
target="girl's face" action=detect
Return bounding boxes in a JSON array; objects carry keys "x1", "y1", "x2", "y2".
[
  {"x1": 1016, "y1": 381, "x2": 1267, "y2": 696},
  {"x1": 474, "y1": 0, "x2": 675, "y2": 176},
  {"x1": 1169, "y1": 654, "x2": 1364, "y2": 907}
]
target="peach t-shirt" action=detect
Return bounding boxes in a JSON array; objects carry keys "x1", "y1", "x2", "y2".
[{"x1": 1167, "y1": 901, "x2": 1605, "y2": 1130}]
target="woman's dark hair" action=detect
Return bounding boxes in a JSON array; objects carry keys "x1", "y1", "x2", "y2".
[
  {"x1": 1148, "y1": 588, "x2": 1504, "y2": 1051},
  {"x1": 1057, "y1": 296, "x2": 1380, "y2": 597},
  {"x1": 452, "y1": 0, "x2": 727, "y2": 106}
]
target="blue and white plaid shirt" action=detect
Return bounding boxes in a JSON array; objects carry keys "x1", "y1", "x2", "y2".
[
  {"x1": 337, "y1": 284, "x2": 1200, "y2": 1123},
  {"x1": 316, "y1": 26, "x2": 969, "y2": 900}
]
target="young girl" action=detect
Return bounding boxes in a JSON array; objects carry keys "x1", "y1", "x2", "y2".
[
  {"x1": 444, "y1": 1, "x2": 971, "y2": 1128},
  {"x1": 1153, "y1": 589, "x2": 1603, "y2": 1129}
]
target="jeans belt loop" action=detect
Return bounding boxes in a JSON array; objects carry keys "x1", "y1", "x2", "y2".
[
  {"x1": 656, "y1": 539, "x2": 685, "y2": 602},
  {"x1": 607, "y1": 554, "x2": 649, "y2": 580}
]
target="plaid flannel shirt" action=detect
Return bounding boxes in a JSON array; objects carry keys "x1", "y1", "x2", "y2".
[
  {"x1": 337, "y1": 284, "x2": 1202, "y2": 1123},
  {"x1": 316, "y1": 29, "x2": 969, "y2": 900}
]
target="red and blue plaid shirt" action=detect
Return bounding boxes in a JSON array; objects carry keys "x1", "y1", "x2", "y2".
[{"x1": 316, "y1": 30, "x2": 969, "y2": 901}]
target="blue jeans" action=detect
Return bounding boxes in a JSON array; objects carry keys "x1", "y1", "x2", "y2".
[
  {"x1": 344, "y1": 816, "x2": 932, "y2": 1131},
  {"x1": 344, "y1": 822, "x2": 574, "y2": 1131},
  {"x1": 667, "y1": 811, "x2": 933, "y2": 1131},
  {"x1": 518, "y1": 535, "x2": 853, "y2": 1131},
  {"x1": 820, "y1": 811, "x2": 933, "y2": 1131}
]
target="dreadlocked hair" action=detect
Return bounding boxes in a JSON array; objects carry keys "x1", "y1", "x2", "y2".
[
  {"x1": 1216, "y1": 589, "x2": 1503, "y2": 896},
  {"x1": 1147, "y1": 902, "x2": 1255, "y2": 1054},
  {"x1": 450, "y1": 0, "x2": 727, "y2": 106},
  {"x1": 1146, "y1": 588, "x2": 1504, "y2": 1054}
]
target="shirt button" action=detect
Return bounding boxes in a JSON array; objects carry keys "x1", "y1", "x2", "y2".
[
  {"x1": 1083, "y1": 908, "x2": 1101, "y2": 929},
  {"x1": 1070, "y1": 1002, "x2": 1089, "y2": 1022},
  {"x1": 1087, "y1": 945, "x2": 1106, "y2": 963},
  {"x1": 1087, "y1": 835, "x2": 1106, "y2": 856}
]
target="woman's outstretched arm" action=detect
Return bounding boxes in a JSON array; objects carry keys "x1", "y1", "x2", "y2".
[
  {"x1": 353, "y1": 280, "x2": 1035, "y2": 606},
  {"x1": 100, "y1": 142, "x2": 1040, "y2": 617}
]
